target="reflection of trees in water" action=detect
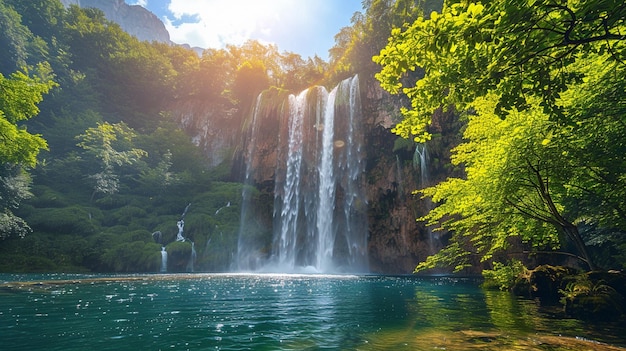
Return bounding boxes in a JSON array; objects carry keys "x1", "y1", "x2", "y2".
[
  {"x1": 484, "y1": 289, "x2": 592, "y2": 342},
  {"x1": 403, "y1": 281, "x2": 490, "y2": 331},
  {"x1": 360, "y1": 281, "x2": 622, "y2": 351},
  {"x1": 484, "y1": 289, "x2": 540, "y2": 332}
]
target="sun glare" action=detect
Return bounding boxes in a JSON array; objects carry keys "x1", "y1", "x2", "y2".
[{"x1": 166, "y1": 0, "x2": 293, "y2": 49}]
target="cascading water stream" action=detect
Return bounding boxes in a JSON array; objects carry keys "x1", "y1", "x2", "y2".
[
  {"x1": 160, "y1": 246, "x2": 167, "y2": 273},
  {"x1": 340, "y1": 77, "x2": 367, "y2": 269},
  {"x1": 414, "y1": 144, "x2": 429, "y2": 187},
  {"x1": 176, "y1": 203, "x2": 191, "y2": 242},
  {"x1": 315, "y1": 85, "x2": 337, "y2": 272},
  {"x1": 414, "y1": 143, "x2": 437, "y2": 254},
  {"x1": 188, "y1": 242, "x2": 196, "y2": 272},
  {"x1": 237, "y1": 75, "x2": 367, "y2": 273},
  {"x1": 275, "y1": 89, "x2": 308, "y2": 269}
]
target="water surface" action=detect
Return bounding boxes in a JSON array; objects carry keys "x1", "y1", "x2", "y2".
[{"x1": 1, "y1": 274, "x2": 624, "y2": 350}]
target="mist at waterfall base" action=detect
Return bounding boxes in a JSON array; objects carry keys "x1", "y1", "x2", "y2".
[
  {"x1": 3, "y1": 274, "x2": 626, "y2": 351},
  {"x1": 237, "y1": 76, "x2": 368, "y2": 274}
]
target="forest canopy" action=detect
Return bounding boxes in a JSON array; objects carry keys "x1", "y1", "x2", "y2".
[
  {"x1": 375, "y1": 0, "x2": 626, "y2": 271},
  {"x1": 0, "y1": 0, "x2": 340, "y2": 271},
  {"x1": 1, "y1": 0, "x2": 433, "y2": 272},
  {"x1": 2, "y1": 0, "x2": 625, "y2": 275}
]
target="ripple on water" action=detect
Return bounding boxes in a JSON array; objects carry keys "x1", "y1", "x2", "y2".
[{"x1": 0, "y1": 274, "x2": 624, "y2": 351}]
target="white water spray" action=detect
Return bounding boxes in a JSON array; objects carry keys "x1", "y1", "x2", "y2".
[{"x1": 237, "y1": 75, "x2": 368, "y2": 273}]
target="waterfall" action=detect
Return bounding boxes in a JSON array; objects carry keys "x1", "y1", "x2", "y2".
[
  {"x1": 275, "y1": 89, "x2": 308, "y2": 269},
  {"x1": 160, "y1": 246, "x2": 167, "y2": 273},
  {"x1": 187, "y1": 242, "x2": 196, "y2": 272},
  {"x1": 414, "y1": 143, "x2": 437, "y2": 253},
  {"x1": 414, "y1": 143, "x2": 429, "y2": 187},
  {"x1": 315, "y1": 85, "x2": 337, "y2": 272},
  {"x1": 176, "y1": 203, "x2": 190, "y2": 242},
  {"x1": 237, "y1": 75, "x2": 368, "y2": 273},
  {"x1": 331, "y1": 76, "x2": 367, "y2": 271}
]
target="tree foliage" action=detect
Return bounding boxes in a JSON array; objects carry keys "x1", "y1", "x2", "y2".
[
  {"x1": 417, "y1": 94, "x2": 574, "y2": 271},
  {"x1": 375, "y1": 0, "x2": 626, "y2": 271},
  {"x1": 0, "y1": 63, "x2": 55, "y2": 240},
  {"x1": 76, "y1": 122, "x2": 147, "y2": 199},
  {"x1": 374, "y1": 0, "x2": 626, "y2": 142},
  {"x1": 329, "y1": 0, "x2": 441, "y2": 81},
  {"x1": 0, "y1": 64, "x2": 56, "y2": 167}
]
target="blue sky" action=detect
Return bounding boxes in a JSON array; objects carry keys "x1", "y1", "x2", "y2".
[{"x1": 125, "y1": 0, "x2": 363, "y2": 59}]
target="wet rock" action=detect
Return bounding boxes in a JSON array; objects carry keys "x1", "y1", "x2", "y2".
[{"x1": 512, "y1": 265, "x2": 580, "y2": 304}]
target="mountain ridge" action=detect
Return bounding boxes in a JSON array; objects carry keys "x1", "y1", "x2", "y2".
[{"x1": 60, "y1": 0, "x2": 171, "y2": 44}]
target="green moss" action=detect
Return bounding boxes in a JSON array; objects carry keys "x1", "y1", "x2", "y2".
[
  {"x1": 165, "y1": 241, "x2": 193, "y2": 272},
  {"x1": 102, "y1": 241, "x2": 162, "y2": 272},
  {"x1": 392, "y1": 137, "x2": 414, "y2": 153},
  {"x1": 26, "y1": 206, "x2": 98, "y2": 235}
]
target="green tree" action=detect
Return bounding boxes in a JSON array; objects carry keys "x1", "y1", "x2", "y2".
[
  {"x1": 0, "y1": 0, "x2": 50, "y2": 75},
  {"x1": 374, "y1": 1, "x2": 626, "y2": 271},
  {"x1": 329, "y1": 0, "x2": 440, "y2": 82},
  {"x1": 374, "y1": 0, "x2": 626, "y2": 142},
  {"x1": 0, "y1": 64, "x2": 56, "y2": 238},
  {"x1": 4, "y1": 0, "x2": 64, "y2": 42},
  {"x1": 232, "y1": 60, "x2": 270, "y2": 103},
  {"x1": 0, "y1": 65, "x2": 55, "y2": 166},
  {"x1": 417, "y1": 95, "x2": 582, "y2": 271},
  {"x1": 76, "y1": 122, "x2": 147, "y2": 200},
  {"x1": 418, "y1": 61, "x2": 626, "y2": 271},
  {"x1": 555, "y1": 57, "x2": 626, "y2": 232}
]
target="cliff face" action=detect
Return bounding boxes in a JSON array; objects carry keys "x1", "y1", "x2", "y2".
[
  {"x1": 172, "y1": 99, "x2": 240, "y2": 168},
  {"x1": 61, "y1": 0, "x2": 171, "y2": 44},
  {"x1": 360, "y1": 75, "x2": 461, "y2": 273},
  {"x1": 170, "y1": 74, "x2": 461, "y2": 274}
]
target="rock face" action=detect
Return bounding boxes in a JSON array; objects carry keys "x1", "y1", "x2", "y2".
[
  {"x1": 174, "y1": 99, "x2": 240, "y2": 168},
  {"x1": 171, "y1": 73, "x2": 461, "y2": 274},
  {"x1": 61, "y1": 0, "x2": 171, "y2": 44},
  {"x1": 360, "y1": 75, "x2": 461, "y2": 273}
]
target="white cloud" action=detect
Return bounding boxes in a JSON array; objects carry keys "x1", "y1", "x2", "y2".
[
  {"x1": 164, "y1": 0, "x2": 305, "y2": 49},
  {"x1": 128, "y1": 0, "x2": 148, "y2": 6}
]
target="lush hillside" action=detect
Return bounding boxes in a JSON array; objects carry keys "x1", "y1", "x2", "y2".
[
  {"x1": 0, "y1": 0, "x2": 336, "y2": 272},
  {"x1": 0, "y1": 0, "x2": 443, "y2": 272},
  {"x1": 2, "y1": 0, "x2": 625, "y2": 279}
]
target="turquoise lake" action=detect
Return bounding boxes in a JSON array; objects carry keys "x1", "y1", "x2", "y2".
[{"x1": 1, "y1": 273, "x2": 625, "y2": 350}]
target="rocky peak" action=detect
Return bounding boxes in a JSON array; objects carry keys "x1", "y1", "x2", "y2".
[{"x1": 61, "y1": 0, "x2": 171, "y2": 44}]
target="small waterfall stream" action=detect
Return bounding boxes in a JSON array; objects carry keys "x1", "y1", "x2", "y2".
[
  {"x1": 414, "y1": 143, "x2": 437, "y2": 254},
  {"x1": 160, "y1": 246, "x2": 167, "y2": 273},
  {"x1": 315, "y1": 85, "x2": 337, "y2": 271},
  {"x1": 238, "y1": 75, "x2": 367, "y2": 273},
  {"x1": 187, "y1": 242, "x2": 196, "y2": 272},
  {"x1": 414, "y1": 143, "x2": 429, "y2": 187}
]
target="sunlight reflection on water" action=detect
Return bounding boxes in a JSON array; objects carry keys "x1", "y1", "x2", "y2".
[{"x1": 0, "y1": 273, "x2": 624, "y2": 351}]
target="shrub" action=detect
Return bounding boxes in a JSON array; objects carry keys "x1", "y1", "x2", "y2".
[
  {"x1": 101, "y1": 241, "x2": 161, "y2": 272},
  {"x1": 482, "y1": 259, "x2": 528, "y2": 291},
  {"x1": 26, "y1": 206, "x2": 98, "y2": 235}
]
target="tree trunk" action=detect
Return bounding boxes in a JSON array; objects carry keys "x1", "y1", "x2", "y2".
[
  {"x1": 561, "y1": 223, "x2": 595, "y2": 271},
  {"x1": 527, "y1": 160, "x2": 596, "y2": 271}
]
